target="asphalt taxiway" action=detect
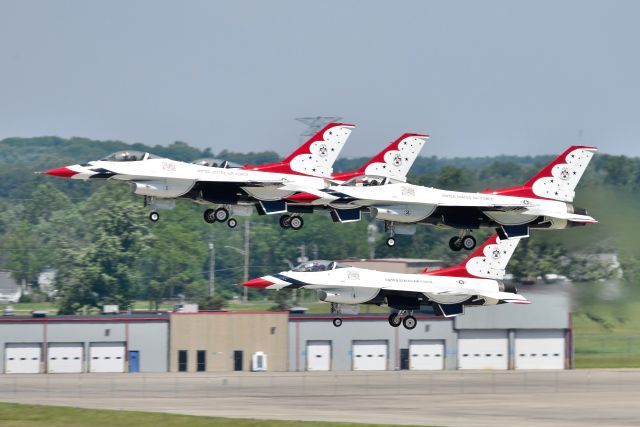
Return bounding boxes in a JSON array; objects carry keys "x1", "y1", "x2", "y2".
[{"x1": 1, "y1": 370, "x2": 639, "y2": 426}]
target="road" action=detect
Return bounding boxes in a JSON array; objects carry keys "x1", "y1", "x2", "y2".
[{"x1": 1, "y1": 370, "x2": 639, "y2": 426}]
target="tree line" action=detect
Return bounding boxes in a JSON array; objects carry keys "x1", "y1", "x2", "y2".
[{"x1": 0, "y1": 136, "x2": 637, "y2": 313}]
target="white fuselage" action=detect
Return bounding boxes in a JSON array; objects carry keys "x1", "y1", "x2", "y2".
[
  {"x1": 67, "y1": 158, "x2": 332, "y2": 201},
  {"x1": 307, "y1": 182, "x2": 594, "y2": 226},
  {"x1": 263, "y1": 266, "x2": 501, "y2": 305}
]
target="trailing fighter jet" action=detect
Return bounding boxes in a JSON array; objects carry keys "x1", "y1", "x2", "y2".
[
  {"x1": 40, "y1": 124, "x2": 428, "y2": 230},
  {"x1": 243, "y1": 232, "x2": 528, "y2": 329},
  {"x1": 279, "y1": 145, "x2": 597, "y2": 248}
]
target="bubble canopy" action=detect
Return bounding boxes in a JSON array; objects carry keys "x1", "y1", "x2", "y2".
[
  {"x1": 291, "y1": 260, "x2": 351, "y2": 272},
  {"x1": 342, "y1": 175, "x2": 390, "y2": 187},
  {"x1": 100, "y1": 151, "x2": 165, "y2": 162}
]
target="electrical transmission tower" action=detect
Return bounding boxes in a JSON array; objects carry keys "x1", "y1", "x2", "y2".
[{"x1": 295, "y1": 116, "x2": 342, "y2": 144}]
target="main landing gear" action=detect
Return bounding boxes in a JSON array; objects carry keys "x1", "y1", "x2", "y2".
[
  {"x1": 203, "y1": 207, "x2": 238, "y2": 228},
  {"x1": 448, "y1": 230, "x2": 476, "y2": 251},
  {"x1": 279, "y1": 214, "x2": 304, "y2": 231},
  {"x1": 149, "y1": 211, "x2": 160, "y2": 222},
  {"x1": 388, "y1": 310, "x2": 417, "y2": 330}
]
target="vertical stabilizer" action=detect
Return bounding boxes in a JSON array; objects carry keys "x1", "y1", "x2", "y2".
[
  {"x1": 486, "y1": 146, "x2": 597, "y2": 202},
  {"x1": 425, "y1": 233, "x2": 523, "y2": 280}
]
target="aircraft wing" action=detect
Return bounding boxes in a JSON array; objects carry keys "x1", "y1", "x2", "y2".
[{"x1": 380, "y1": 283, "x2": 529, "y2": 305}]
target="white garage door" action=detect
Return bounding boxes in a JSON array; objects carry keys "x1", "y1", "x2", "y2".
[
  {"x1": 458, "y1": 331, "x2": 508, "y2": 370},
  {"x1": 5, "y1": 343, "x2": 41, "y2": 373},
  {"x1": 515, "y1": 330, "x2": 566, "y2": 370},
  {"x1": 89, "y1": 342, "x2": 125, "y2": 373},
  {"x1": 48, "y1": 343, "x2": 83, "y2": 373},
  {"x1": 409, "y1": 340, "x2": 444, "y2": 370},
  {"x1": 306, "y1": 340, "x2": 331, "y2": 371},
  {"x1": 352, "y1": 340, "x2": 387, "y2": 371}
]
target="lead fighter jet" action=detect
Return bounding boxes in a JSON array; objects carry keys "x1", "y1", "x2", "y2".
[
  {"x1": 41, "y1": 124, "x2": 427, "y2": 228},
  {"x1": 243, "y1": 232, "x2": 527, "y2": 329},
  {"x1": 280, "y1": 145, "x2": 597, "y2": 248}
]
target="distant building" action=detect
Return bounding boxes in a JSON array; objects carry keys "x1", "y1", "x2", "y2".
[{"x1": 0, "y1": 314, "x2": 169, "y2": 373}]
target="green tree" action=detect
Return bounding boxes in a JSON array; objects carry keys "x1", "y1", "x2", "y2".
[{"x1": 56, "y1": 187, "x2": 152, "y2": 313}]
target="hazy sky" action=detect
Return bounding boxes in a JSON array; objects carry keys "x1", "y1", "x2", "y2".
[{"x1": 1, "y1": 0, "x2": 638, "y2": 158}]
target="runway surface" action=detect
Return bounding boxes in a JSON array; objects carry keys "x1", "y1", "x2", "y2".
[{"x1": 1, "y1": 370, "x2": 639, "y2": 426}]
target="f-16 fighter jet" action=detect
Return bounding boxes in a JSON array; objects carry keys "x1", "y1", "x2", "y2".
[
  {"x1": 280, "y1": 145, "x2": 597, "y2": 248},
  {"x1": 41, "y1": 123, "x2": 428, "y2": 229},
  {"x1": 243, "y1": 232, "x2": 527, "y2": 329}
]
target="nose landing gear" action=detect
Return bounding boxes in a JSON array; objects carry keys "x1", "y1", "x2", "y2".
[
  {"x1": 331, "y1": 302, "x2": 343, "y2": 327},
  {"x1": 385, "y1": 221, "x2": 396, "y2": 247}
]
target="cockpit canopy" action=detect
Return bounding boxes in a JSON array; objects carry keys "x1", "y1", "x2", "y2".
[
  {"x1": 343, "y1": 175, "x2": 390, "y2": 187},
  {"x1": 191, "y1": 158, "x2": 241, "y2": 168},
  {"x1": 292, "y1": 260, "x2": 351, "y2": 272},
  {"x1": 100, "y1": 151, "x2": 164, "y2": 162}
]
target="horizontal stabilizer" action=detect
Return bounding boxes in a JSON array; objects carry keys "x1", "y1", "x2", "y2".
[{"x1": 481, "y1": 292, "x2": 530, "y2": 304}]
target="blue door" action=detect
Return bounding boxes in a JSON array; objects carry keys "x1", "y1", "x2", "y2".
[{"x1": 129, "y1": 351, "x2": 140, "y2": 372}]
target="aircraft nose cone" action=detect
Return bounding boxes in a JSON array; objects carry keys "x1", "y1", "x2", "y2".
[
  {"x1": 40, "y1": 167, "x2": 78, "y2": 178},
  {"x1": 242, "y1": 278, "x2": 273, "y2": 288}
]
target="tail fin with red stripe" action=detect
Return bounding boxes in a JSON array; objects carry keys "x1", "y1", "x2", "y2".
[
  {"x1": 424, "y1": 233, "x2": 523, "y2": 280},
  {"x1": 242, "y1": 123, "x2": 354, "y2": 177},
  {"x1": 334, "y1": 133, "x2": 428, "y2": 182},
  {"x1": 484, "y1": 146, "x2": 597, "y2": 202}
]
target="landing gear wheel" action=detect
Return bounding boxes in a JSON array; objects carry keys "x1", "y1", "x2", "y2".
[
  {"x1": 386, "y1": 237, "x2": 396, "y2": 247},
  {"x1": 203, "y1": 209, "x2": 216, "y2": 224},
  {"x1": 388, "y1": 313, "x2": 402, "y2": 327},
  {"x1": 449, "y1": 237, "x2": 463, "y2": 252},
  {"x1": 279, "y1": 215, "x2": 291, "y2": 229},
  {"x1": 289, "y1": 216, "x2": 304, "y2": 230},
  {"x1": 462, "y1": 235, "x2": 477, "y2": 250},
  {"x1": 227, "y1": 218, "x2": 238, "y2": 228},
  {"x1": 332, "y1": 318, "x2": 342, "y2": 327},
  {"x1": 214, "y1": 207, "x2": 230, "y2": 222},
  {"x1": 149, "y1": 211, "x2": 159, "y2": 222},
  {"x1": 403, "y1": 315, "x2": 417, "y2": 330}
]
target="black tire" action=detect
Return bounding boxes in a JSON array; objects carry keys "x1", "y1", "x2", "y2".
[
  {"x1": 214, "y1": 207, "x2": 229, "y2": 222},
  {"x1": 149, "y1": 212, "x2": 159, "y2": 222},
  {"x1": 332, "y1": 318, "x2": 342, "y2": 327},
  {"x1": 449, "y1": 236, "x2": 463, "y2": 251},
  {"x1": 403, "y1": 315, "x2": 417, "y2": 330},
  {"x1": 227, "y1": 218, "x2": 238, "y2": 228},
  {"x1": 289, "y1": 216, "x2": 304, "y2": 230},
  {"x1": 279, "y1": 215, "x2": 291, "y2": 229},
  {"x1": 203, "y1": 209, "x2": 216, "y2": 223},
  {"x1": 388, "y1": 313, "x2": 402, "y2": 327},
  {"x1": 462, "y1": 235, "x2": 477, "y2": 250},
  {"x1": 386, "y1": 237, "x2": 396, "y2": 247}
]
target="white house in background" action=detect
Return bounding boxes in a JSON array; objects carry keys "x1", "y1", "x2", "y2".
[
  {"x1": 0, "y1": 270, "x2": 21, "y2": 303},
  {"x1": 37, "y1": 268, "x2": 57, "y2": 297}
]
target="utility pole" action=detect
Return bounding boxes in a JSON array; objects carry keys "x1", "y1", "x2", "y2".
[
  {"x1": 208, "y1": 233, "x2": 215, "y2": 296},
  {"x1": 243, "y1": 220, "x2": 250, "y2": 303},
  {"x1": 367, "y1": 223, "x2": 377, "y2": 259}
]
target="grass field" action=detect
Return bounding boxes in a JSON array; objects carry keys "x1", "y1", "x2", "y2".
[
  {"x1": 573, "y1": 301, "x2": 640, "y2": 368},
  {"x1": 0, "y1": 402, "x2": 423, "y2": 427}
]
